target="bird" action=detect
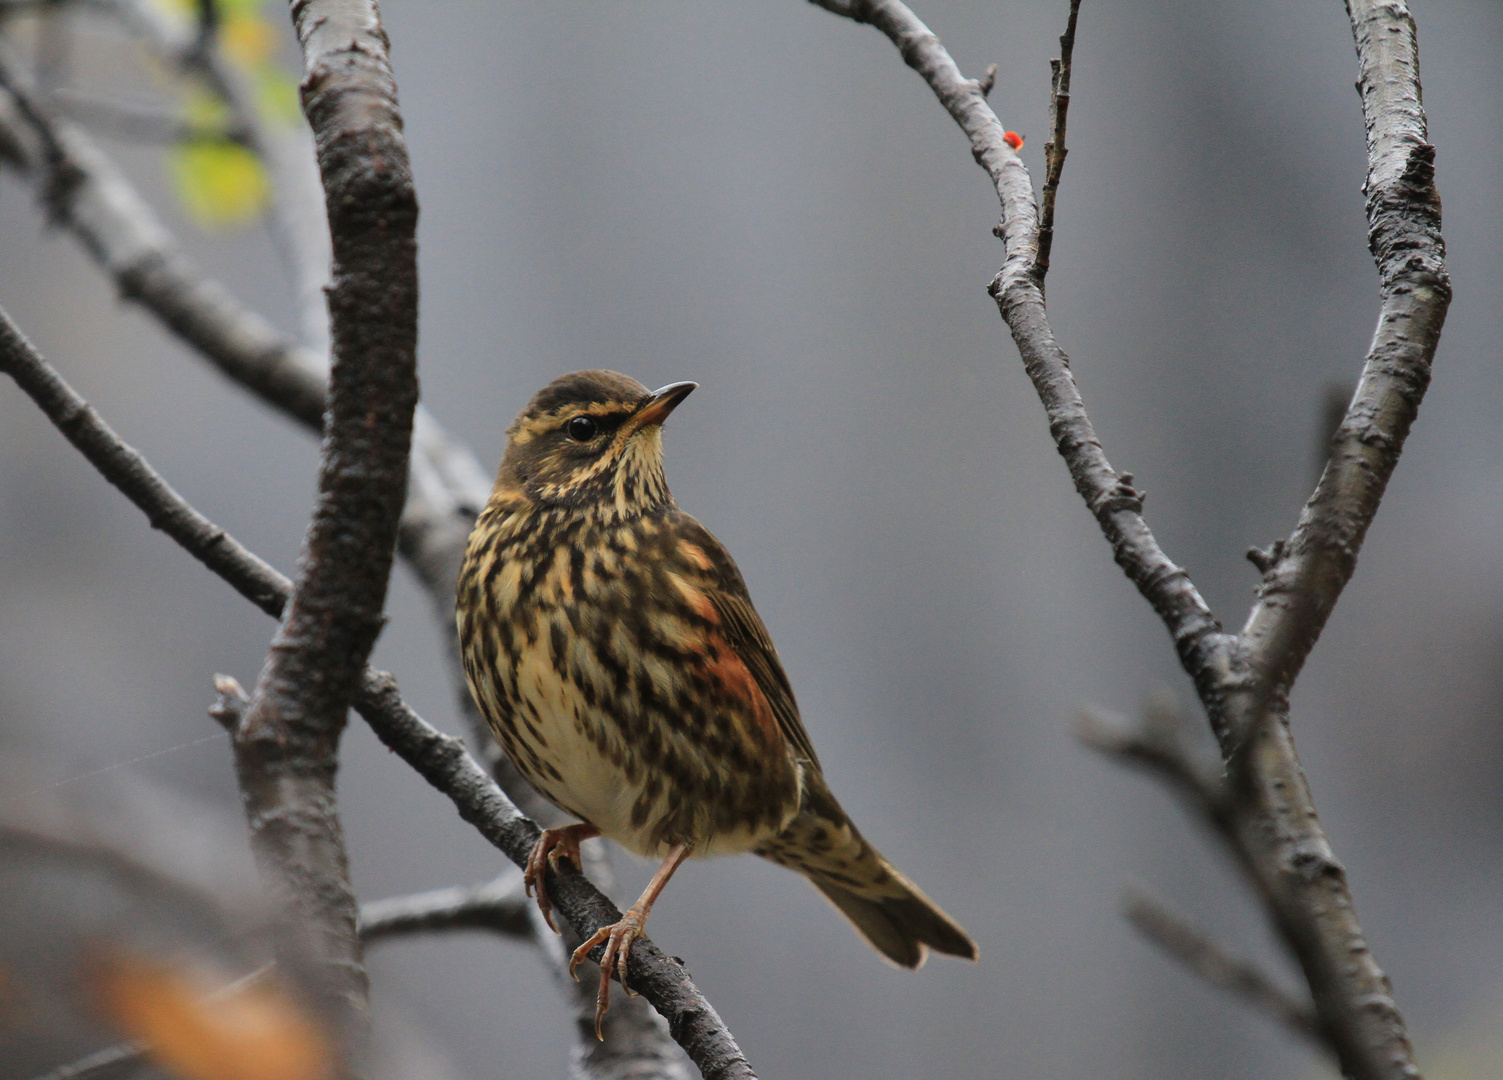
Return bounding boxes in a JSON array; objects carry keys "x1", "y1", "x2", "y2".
[{"x1": 456, "y1": 370, "x2": 977, "y2": 1036}]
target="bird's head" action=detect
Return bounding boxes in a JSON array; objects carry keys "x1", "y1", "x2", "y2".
[{"x1": 496, "y1": 369, "x2": 696, "y2": 514}]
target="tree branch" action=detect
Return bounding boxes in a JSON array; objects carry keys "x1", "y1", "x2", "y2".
[
  {"x1": 1123, "y1": 890, "x2": 1321, "y2": 1046},
  {"x1": 1075, "y1": 696, "x2": 1224, "y2": 824},
  {"x1": 0, "y1": 309, "x2": 755, "y2": 1080},
  {"x1": 359, "y1": 872, "x2": 533, "y2": 945},
  {"x1": 815, "y1": 2, "x2": 1446, "y2": 1077},
  {"x1": 0, "y1": 312, "x2": 287, "y2": 618},
  {"x1": 211, "y1": 0, "x2": 419, "y2": 1041},
  {"x1": 1035, "y1": 0, "x2": 1079, "y2": 282},
  {"x1": 1233, "y1": 0, "x2": 1449, "y2": 715},
  {"x1": 0, "y1": 69, "x2": 491, "y2": 581},
  {"x1": 813, "y1": 0, "x2": 1236, "y2": 729}
]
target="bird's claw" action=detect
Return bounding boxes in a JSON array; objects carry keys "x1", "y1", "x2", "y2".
[
  {"x1": 523, "y1": 824, "x2": 596, "y2": 934},
  {"x1": 569, "y1": 909, "x2": 647, "y2": 1040}
]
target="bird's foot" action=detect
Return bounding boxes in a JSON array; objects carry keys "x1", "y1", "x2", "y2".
[
  {"x1": 524, "y1": 823, "x2": 599, "y2": 933},
  {"x1": 569, "y1": 904, "x2": 649, "y2": 1040}
]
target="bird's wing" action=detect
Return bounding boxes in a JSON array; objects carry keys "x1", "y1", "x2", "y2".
[{"x1": 673, "y1": 515, "x2": 822, "y2": 771}]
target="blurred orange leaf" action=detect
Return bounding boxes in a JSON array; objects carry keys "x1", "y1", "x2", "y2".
[{"x1": 92, "y1": 950, "x2": 330, "y2": 1080}]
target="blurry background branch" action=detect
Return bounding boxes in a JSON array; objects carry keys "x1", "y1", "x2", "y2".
[
  {"x1": 359, "y1": 871, "x2": 533, "y2": 946},
  {"x1": 815, "y1": 1, "x2": 1448, "y2": 1078},
  {"x1": 1121, "y1": 890, "x2": 1320, "y2": 1045}
]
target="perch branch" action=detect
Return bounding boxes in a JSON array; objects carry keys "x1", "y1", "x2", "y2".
[{"x1": 0, "y1": 310, "x2": 755, "y2": 1080}]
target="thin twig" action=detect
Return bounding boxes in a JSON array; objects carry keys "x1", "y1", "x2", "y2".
[
  {"x1": 1123, "y1": 890, "x2": 1321, "y2": 1045},
  {"x1": 0, "y1": 310, "x2": 757, "y2": 1080},
  {"x1": 23, "y1": 1041, "x2": 144, "y2": 1080},
  {"x1": 1075, "y1": 696, "x2": 1223, "y2": 820},
  {"x1": 0, "y1": 315, "x2": 286, "y2": 618},
  {"x1": 359, "y1": 872, "x2": 534, "y2": 945},
  {"x1": 1035, "y1": 0, "x2": 1079, "y2": 282}
]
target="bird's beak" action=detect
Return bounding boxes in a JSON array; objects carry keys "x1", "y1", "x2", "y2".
[{"x1": 628, "y1": 381, "x2": 697, "y2": 432}]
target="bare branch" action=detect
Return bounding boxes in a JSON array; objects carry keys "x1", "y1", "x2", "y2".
[
  {"x1": 1123, "y1": 890, "x2": 1321, "y2": 1046},
  {"x1": 0, "y1": 313, "x2": 287, "y2": 618},
  {"x1": 0, "y1": 310, "x2": 755, "y2": 1080},
  {"x1": 1035, "y1": 0, "x2": 1079, "y2": 282},
  {"x1": 226, "y1": 0, "x2": 420, "y2": 1038},
  {"x1": 813, "y1": 0, "x2": 1234, "y2": 734},
  {"x1": 1075, "y1": 695, "x2": 1224, "y2": 819},
  {"x1": 1234, "y1": 0, "x2": 1449, "y2": 714},
  {"x1": 359, "y1": 873, "x2": 534, "y2": 945},
  {"x1": 531, "y1": 845, "x2": 695, "y2": 1080},
  {"x1": 816, "y1": 3, "x2": 1444, "y2": 1077},
  {"x1": 0, "y1": 72, "x2": 490, "y2": 564}
]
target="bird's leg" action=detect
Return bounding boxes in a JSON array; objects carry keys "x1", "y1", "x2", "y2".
[
  {"x1": 524, "y1": 822, "x2": 601, "y2": 933},
  {"x1": 570, "y1": 842, "x2": 691, "y2": 1040}
]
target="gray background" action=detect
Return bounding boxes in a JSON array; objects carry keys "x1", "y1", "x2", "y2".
[{"x1": 2, "y1": 1, "x2": 1501, "y2": 1076}]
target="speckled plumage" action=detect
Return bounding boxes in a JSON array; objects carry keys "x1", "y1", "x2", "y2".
[{"x1": 457, "y1": 371, "x2": 975, "y2": 1030}]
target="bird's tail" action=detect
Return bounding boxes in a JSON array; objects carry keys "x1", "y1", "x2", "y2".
[{"x1": 756, "y1": 785, "x2": 977, "y2": 969}]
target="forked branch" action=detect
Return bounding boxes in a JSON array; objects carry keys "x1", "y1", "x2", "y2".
[{"x1": 813, "y1": 2, "x2": 1447, "y2": 1077}]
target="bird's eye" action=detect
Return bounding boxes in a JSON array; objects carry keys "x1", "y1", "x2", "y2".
[{"x1": 566, "y1": 415, "x2": 599, "y2": 442}]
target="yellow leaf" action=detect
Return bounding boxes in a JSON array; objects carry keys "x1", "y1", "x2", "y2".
[
  {"x1": 222, "y1": 12, "x2": 274, "y2": 69},
  {"x1": 171, "y1": 140, "x2": 269, "y2": 227},
  {"x1": 92, "y1": 950, "x2": 331, "y2": 1080}
]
